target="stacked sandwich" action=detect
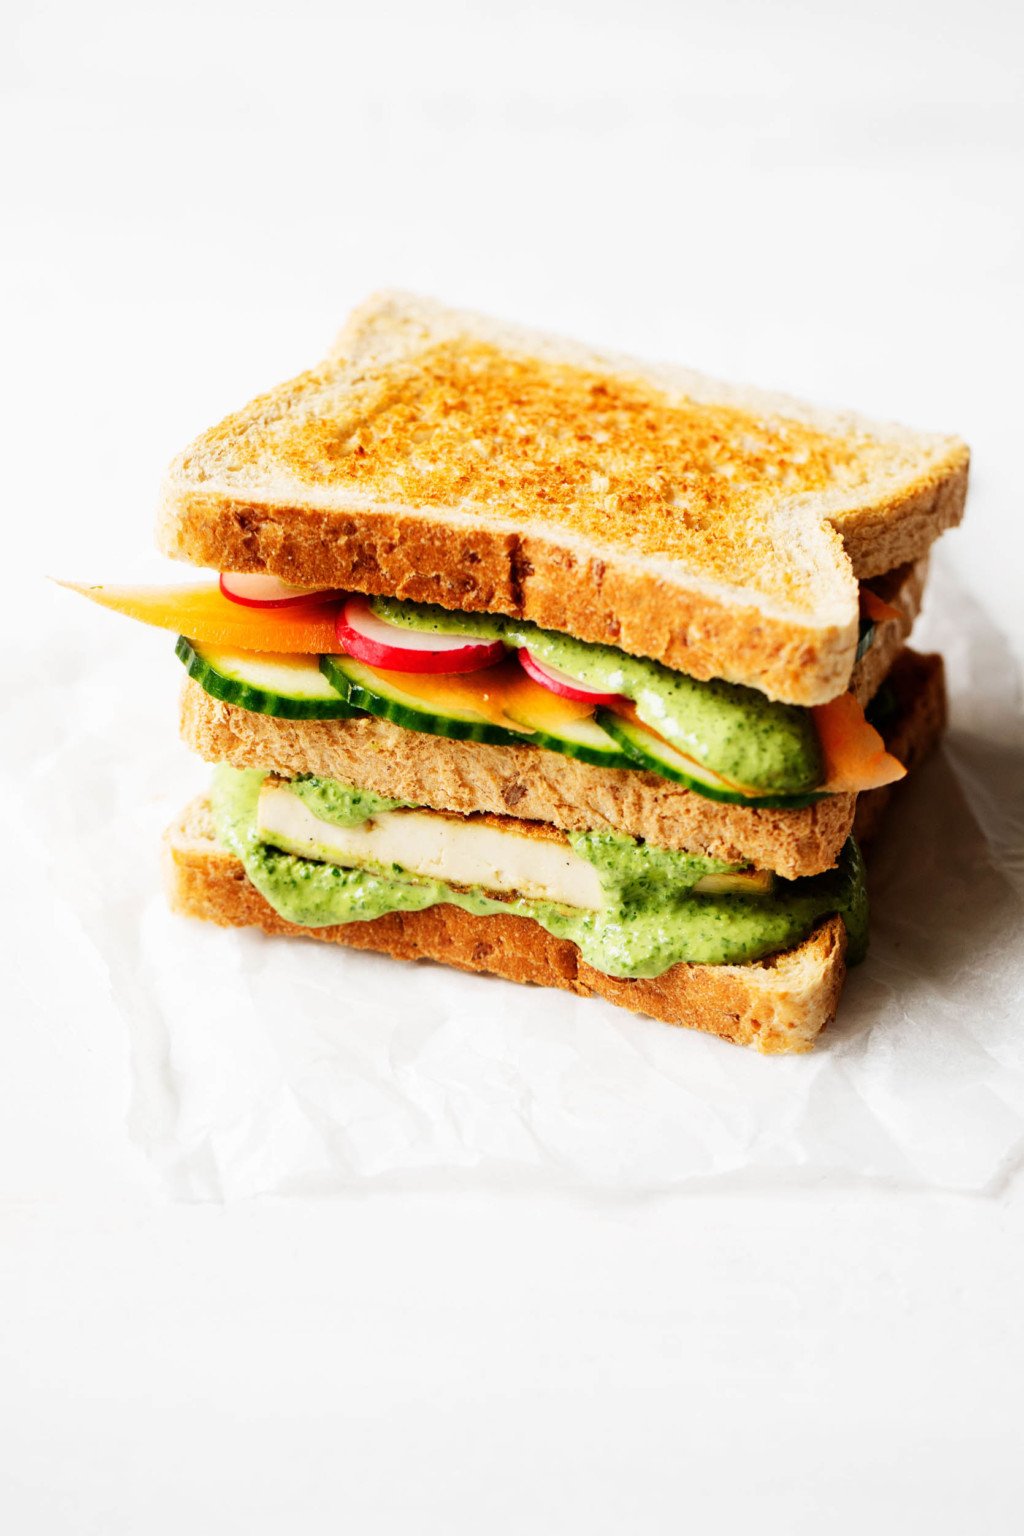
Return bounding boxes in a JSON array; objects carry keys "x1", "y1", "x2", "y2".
[{"x1": 72, "y1": 294, "x2": 966, "y2": 1052}]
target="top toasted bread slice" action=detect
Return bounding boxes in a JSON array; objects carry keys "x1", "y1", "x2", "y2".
[{"x1": 158, "y1": 292, "x2": 967, "y2": 704}]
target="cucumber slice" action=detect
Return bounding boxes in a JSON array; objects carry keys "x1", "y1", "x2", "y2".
[
  {"x1": 176, "y1": 638, "x2": 360, "y2": 720},
  {"x1": 692, "y1": 869, "x2": 775, "y2": 896},
  {"x1": 322, "y1": 656, "x2": 629, "y2": 766},
  {"x1": 501, "y1": 701, "x2": 632, "y2": 768},
  {"x1": 855, "y1": 619, "x2": 875, "y2": 661},
  {"x1": 521, "y1": 713, "x2": 632, "y2": 769},
  {"x1": 320, "y1": 655, "x2": 522, "y2": 744},
  {"x1": 597, "y1": 710, "x2": 825, "y2": 808}
]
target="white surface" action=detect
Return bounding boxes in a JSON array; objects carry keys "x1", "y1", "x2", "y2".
[{"x1": 3, "y1": 1, "x2": 1024, "y2": 1530}]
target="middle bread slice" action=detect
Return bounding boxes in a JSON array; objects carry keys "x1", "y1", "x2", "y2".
[{"x1": 180, "y1": 678, "x2": 854, "y2": 879}]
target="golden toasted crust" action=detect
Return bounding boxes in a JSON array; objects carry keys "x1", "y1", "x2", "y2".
[
  {"x1": 164, "y1": 798, "x2": 847, "y2": 1055},
  {"x1": 158, "y1": 292, "x2": 968, "y2": 705},
  {"x1": 179, "y1": 680, "x2": 856, "y2": 880}
]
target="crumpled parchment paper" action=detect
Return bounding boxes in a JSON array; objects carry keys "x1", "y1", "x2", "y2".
[{"x1": 10, "y1": 555, "x2": 1024, "y2": 1198}]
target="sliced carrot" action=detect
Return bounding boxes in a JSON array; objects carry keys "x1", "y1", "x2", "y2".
[
  {"x1": 357, "y1": 657, "x2": 599, "y2": 735},
  {"x1": 500, "y1": 667, "x2": 596, "y2": 727},
  {"x1": 812, "y1": 693, "x2": 906, "y2": 792},
  {"x1": 59, "y1": 581, "x2": 345, "y2": 654},
  {"x1": 860, "y1": 587, "x2": 903, "y2": 625},
  {"x1": 358, "y1": 656, "x2": 534, "y2": 732}
]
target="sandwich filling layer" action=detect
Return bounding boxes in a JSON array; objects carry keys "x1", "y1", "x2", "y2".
[
  {"x1": 211, "y1": 768, "x2": 868, "y2": 978},
  {"x1": 259, "y1": 782, "x2": 607, "y2": 909},
  {"x1": 69, "y1": 572, "x2": 910, "y2": 806},
  {"x1": 175, "y1": 588, "x2": 904, "y2": 804},
  {"x1": 363, "y1": 597, "x2": 823, "y2": 789}
]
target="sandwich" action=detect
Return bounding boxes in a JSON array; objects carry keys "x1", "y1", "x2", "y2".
[{"x1": 67, "y1": 292, "x2": 967, "y2": 1053}]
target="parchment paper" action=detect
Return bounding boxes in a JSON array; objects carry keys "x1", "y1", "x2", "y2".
[{"x1": 9, "y1": 556, "x2": 1024, "y2": 1198}]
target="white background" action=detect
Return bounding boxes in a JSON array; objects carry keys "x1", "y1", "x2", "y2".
[{"x1": 3, "y1": 1, "x2": 1024, "y2": 1530}]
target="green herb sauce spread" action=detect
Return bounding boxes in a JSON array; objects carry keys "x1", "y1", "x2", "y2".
[
  {"x1": 286, "y1": 774, "x2": 410, "y2": 826},
  {"x1": 370, "y1": 597, "x2": 822, "y2": 793},
  {"x1": 212, "y1": 768, "x2": 867, "y2": 978}
]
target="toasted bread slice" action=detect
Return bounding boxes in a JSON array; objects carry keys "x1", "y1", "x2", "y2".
[
  {"x1": 176, "y1": 568, "x2": 928, "y2": 881},
  {"x1": 164, "y1": 795, "x2": 847, "y2": 1055},
  {"x1": 158, "y1": 292, "x2": 967, "y2": 705}
]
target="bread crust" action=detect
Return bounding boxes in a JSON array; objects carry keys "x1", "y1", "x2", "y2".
[
  {"x1": 161, "y1": 492, "x2": 859, "y2": 706},
  {"x1": 164, "y1": 799, "x2": 847, "y2": 1055},
  {"x1": 157, "y1": 292, "x2": 968, "y2": 706}
]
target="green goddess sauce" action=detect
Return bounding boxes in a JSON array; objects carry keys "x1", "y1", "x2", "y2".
[
  {"x1": 370, "y1": 598, "x2": 822, "y2": 794},
  {"x1": 212, "y1": 769, "x2": 867, "y2": 978},
  {"x1": 285, "y1": 774, "x2": 411, "y2": 825}
]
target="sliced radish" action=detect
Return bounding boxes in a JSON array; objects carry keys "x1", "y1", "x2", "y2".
[
  {"x1": 336, "y1": 596, "x2": 507, "y2": 674},
  {"x1": 518, "y1": 649, "x2": 623, "y2": 705},
  {"x1": 220, "y1": 572, "x2": 338, "y2": 609}
]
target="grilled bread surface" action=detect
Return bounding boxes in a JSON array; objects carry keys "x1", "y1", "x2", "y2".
[{"x1": 159, "y1": 294, "x2": 966, "y2": 705}]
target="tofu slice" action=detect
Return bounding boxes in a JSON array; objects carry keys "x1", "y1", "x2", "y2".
[{"x1": 257, "y1": 782, "x2": 606, "y2": 909}]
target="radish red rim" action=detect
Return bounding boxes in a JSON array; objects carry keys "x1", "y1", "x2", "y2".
[
  {"x1": 219, "y1": 572, "x2": 340, "y2": 609},
  {"x1": 518, "y1": 648, "x2": 623, "y2": 705},
  {"x1": 336, "y1": 596, "x2": 507, "y2": 674}
]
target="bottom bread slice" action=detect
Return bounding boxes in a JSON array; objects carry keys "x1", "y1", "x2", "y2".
[{"x1": 163, "y1": 797, "x2": 847, "y2": 1055}]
